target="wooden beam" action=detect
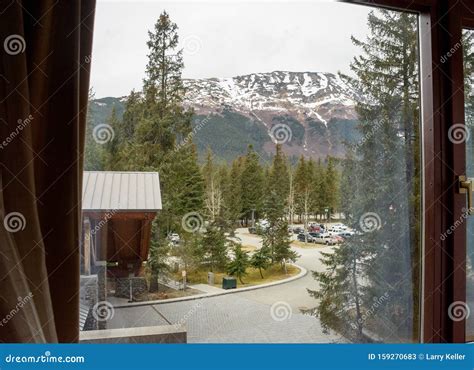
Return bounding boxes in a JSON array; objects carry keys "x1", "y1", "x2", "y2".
[
  {"x1": 139, "y1": 218, "x2": 153, "y2": 262},
  {"x1": 83, "y1": 218, "x2": 91, "y2": 276},
  {"x1": 84, "y1": 211, "x2": 158, "y2": 221}
]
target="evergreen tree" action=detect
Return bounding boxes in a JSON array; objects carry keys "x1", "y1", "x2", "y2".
[
  {"x1": 226, "y1": 157, "x2": 244, "y2": 226},
  {"x1": 339, "y1": 151, "x2": 358, "y2": 219},
  {"x1": 84, "y1": 89, "x2": 106, "y2": 170},
  {"x1": 227, "y1": 244, "x2": 250, "y2": 284},
  {"x1": 202, "y1": 148, "x2": 223, "y2": 223},
  {"x1": 464, "y1": 30, "x2": 474, "y2": 270},
  {"x1": 262, "y1": 190, "x2": 298, "y2": 268},
  {"x1": 201, "y1": 225, "x2": 229, "y2": 272},
  {"x1": 217, "y1": 164, "x2": 232, "y2": 227},
  {"x1": 174, "y1": 235, "x2": 203, "y2": 274},
  {"x1": 250, "y1": 248, "x2": 271, "y2": 279},
  {"x1": 164, "y1": 143, "x2": 205, "y2": 234},
  {"x1": 144, "y1": 11, "x2": 187, "y2": 123},
  {"x1": 321, "y1": 157, "x2": 339, "y2": 217},
  {"x1": 311, "y1": 9, "x2": 421, "y2": 342},
  {"x1": 287, "y1": 166, "x2": 296, "y2": 225},
  {"x1": 126, "y1": 13, "x2": 205, "y2": 264},
  {"x1": 310, "y1": 159, "x2": 324, "y2": 217},
  {"x1": 305, "y1": 238, "x2": 369, "y2": 341},
  {"x1": 266, "y1": 144, "x2": 290, "y2": 218},
  {"x1": 103, "y1": 107, "x2": 121, "y2": 170},
  {"x1": 240, "y1": 145, "x2": 265, "y2": 225},
  {"x1": 112, "y1": 90, "x2": 144, "y2": 170},
  {"x1": 294, "y1": 156, "x2": 314, "y2": 234},
  {"x1": 130, "y1": 11, "x2": 193, "y2": 171},
  {"x1": 147, "y1": 220, "x2": 170, "y2": 292}
]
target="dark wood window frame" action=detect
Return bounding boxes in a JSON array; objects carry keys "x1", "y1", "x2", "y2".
[{"x1": 346, "y1": 0, "x2": 474, "y2": 343}]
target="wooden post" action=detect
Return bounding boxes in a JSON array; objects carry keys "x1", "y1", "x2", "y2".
[{"x1": 83, "y1": 218, "x2": 92, "y2": 276}]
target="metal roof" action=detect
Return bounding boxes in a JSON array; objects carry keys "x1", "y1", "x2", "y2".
[{"x1": 82, "y1": 171, "x2": 162, "y2": 211}]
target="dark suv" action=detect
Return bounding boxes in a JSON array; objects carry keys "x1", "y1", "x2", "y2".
[{"x1": 297, "y1": 233, "x2": 314, "y2": 242}]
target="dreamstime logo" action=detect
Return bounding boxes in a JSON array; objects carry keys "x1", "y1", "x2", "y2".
[
  {"x1": 351, "y1": 119, "x2": 384, "y2": 151},
  {"x1": 181, "y1": 212, "x2": 204, "y2": 233},
  {"x1": 93, "y1": 123, "x2": 115, "y2": 144},
  {"x1": 0, "y1": 114, "x2": 34, "y2": 150},
  {"x1": 173, "y1": 300, "x2": 204, "y2": 330},
  {"x1": 440, "y1": 207, "x2": 471, "y2": 241},
  {"x1": 270, "y1": 301, "x2": 292, "y2": 321},
  {"x1": 3, "y1": 212, "x2": 26, "y2": 232},
  {"x1": 448, "y1": 123, "x2": 470, "y2": 144},
  {"x1": 92, "y1": 301, "x2": 115, "y2": 322},
  {"x1": 270, "y1": 123, "x2": 292, "y2": 144},
  {"x1": 91, "y1": 209, "x2": 118, "y2": 236},
  {"x1": 4, "y1": 34, "x2": 25, "y2": 55},
  {"x1": 0, "y1": 292, "x2": 33, "y2": 327},
  {"x1": 440, "y1": 39, "x2": 463, "y2": 64},
  {"x1": 175, "y1": 115, "x2": 211, "y2": 151},
  {"x1": 447, "y1": 301, "x2": 470, "y2": 322},
  {"x1": 359, "y1": 212, "x2": 381, "y2": 233},
  {"x1": 183, "y1": 35, "x2": 202, "y2": 56},
  {"x1": 350, "y1": 293, "x2": 390, "y2": 330}
]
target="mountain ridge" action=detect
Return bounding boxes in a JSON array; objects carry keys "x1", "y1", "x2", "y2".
[{"x1": 89, "y1": 71, "x2": 361, "y2": 162}]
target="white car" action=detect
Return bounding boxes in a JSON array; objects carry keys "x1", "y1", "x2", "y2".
[
  {"x1": 256, "y1": 219, "x2": 270, "y2": 231},
  {"x1": 338, "y1": 230, "x2": 354, "y2": 238},
  {"x1": 313, "y1": 233, "x2": 338, "y2": 245},
  {"x1": 168, "y1": 233, "x2": 180, "y2": 242},
  {"x1": 330, "y1": 223, "x2": 348, "y2": 231}
]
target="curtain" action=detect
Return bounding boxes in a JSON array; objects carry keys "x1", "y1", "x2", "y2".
[{"x1": 0, "y1": 0, "x2": 95, "y2": 342}]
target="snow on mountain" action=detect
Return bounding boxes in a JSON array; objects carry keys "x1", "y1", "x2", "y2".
[
  {"x1": 90, "y1": 71, "x2": 362, "y2": 161},
  {"x1": 183, "y1": 71, "x2": 359, "y2": 125}
]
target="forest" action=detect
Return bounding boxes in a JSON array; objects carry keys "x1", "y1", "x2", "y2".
[{"x1": 83, "y1": 9, "x2": 474, "y2": 343}]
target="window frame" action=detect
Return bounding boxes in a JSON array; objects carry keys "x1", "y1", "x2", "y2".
[{"x1": 347, "y1": 0, "x2": 470, "y2": 343}]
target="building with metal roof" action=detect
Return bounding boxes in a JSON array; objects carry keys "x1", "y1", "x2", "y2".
[
  {"x1": 82, "y1": 171, "x2": 162, "y2": 211},
  {"x1": 81, "y1": 171, "x2": 162, "y2": 279}
]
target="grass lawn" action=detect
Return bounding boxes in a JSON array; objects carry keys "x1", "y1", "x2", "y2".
[
  {"x1": 172, "y1": 264, "x2": 300, "y2": 289},
  {"x1": 136, "y1": 284, "x2": 202, "y2": 301}
]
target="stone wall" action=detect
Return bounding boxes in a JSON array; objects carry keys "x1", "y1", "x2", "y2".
[
  {"x1": 93, "y1": 262, "x2": 107, "y2": 329},
  {"x1": 80, "y1": 325, "x2": 186, "y2": 344},
  {"x1": 79, "y1": 275, "x2": 98, "y2": 330}
]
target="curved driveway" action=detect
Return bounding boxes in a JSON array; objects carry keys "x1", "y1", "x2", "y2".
[{"x1": 109, "y1": 229, "x2": 343, "y2": 343}]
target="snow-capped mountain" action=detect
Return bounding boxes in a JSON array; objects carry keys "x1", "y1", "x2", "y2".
[
  {"x1": 182, "y1": 71, "x2": 360, "y2": 160},
  {"x1": 184, "y1": 71, "x2": 359, "y2": 124},
  {"x1": 89, "y1": 71, "x2": 361, "y2": 162}
]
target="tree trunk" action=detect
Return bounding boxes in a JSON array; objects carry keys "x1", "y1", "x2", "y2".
[
  {"x1": 149, "y1": 273, "x2": 159, "y2": 292},
  {"x1": 259, "y1": 267, "x2": 264, "y2": 279},
  {"x1": 351, "y1": 256, "x2": 363, "y2": 340}
]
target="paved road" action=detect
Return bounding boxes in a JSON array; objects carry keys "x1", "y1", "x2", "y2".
[
  {"x1": 232, "y1": 228, "x2": 333, "y2": 311},
  {"x1": 109, "y1": 229, "x2": 342, "y2": 343}
]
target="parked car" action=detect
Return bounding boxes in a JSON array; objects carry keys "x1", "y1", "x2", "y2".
[
  {"x1": 257, "y1": 219, "x2": 269, "y2": 229},
  {"x1": 167, "y1": 233, "x2": 180, "y2": 245},
  {"x1": 293, "y1": 227, "x2": 304, "y2": 234},
  {"x1": 308, "y1": 225, "x2": 324, "y2": 233},
  {"x1": 313, "y1": 233, "x2": 337, "y2": 245},
  {"x1": 297, "y1": 233, "x2": 315, "y2": 242},
  {"x1": 308, "y1": 232, "x2": 321, "y2": 240},
  {"x1": 333, "y1": 235, "x2": 345, "y2": 244},
  {"x1": 330, "y1": 223, "x2": 348, "y2": 231},
  {"x1": 338, "y1": 231, "x2": 354, "y2": 238}
]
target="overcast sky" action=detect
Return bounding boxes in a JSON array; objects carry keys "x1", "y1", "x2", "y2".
[{"x1": 91, "y1": 1, "x2": 372, "y2": 98}]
